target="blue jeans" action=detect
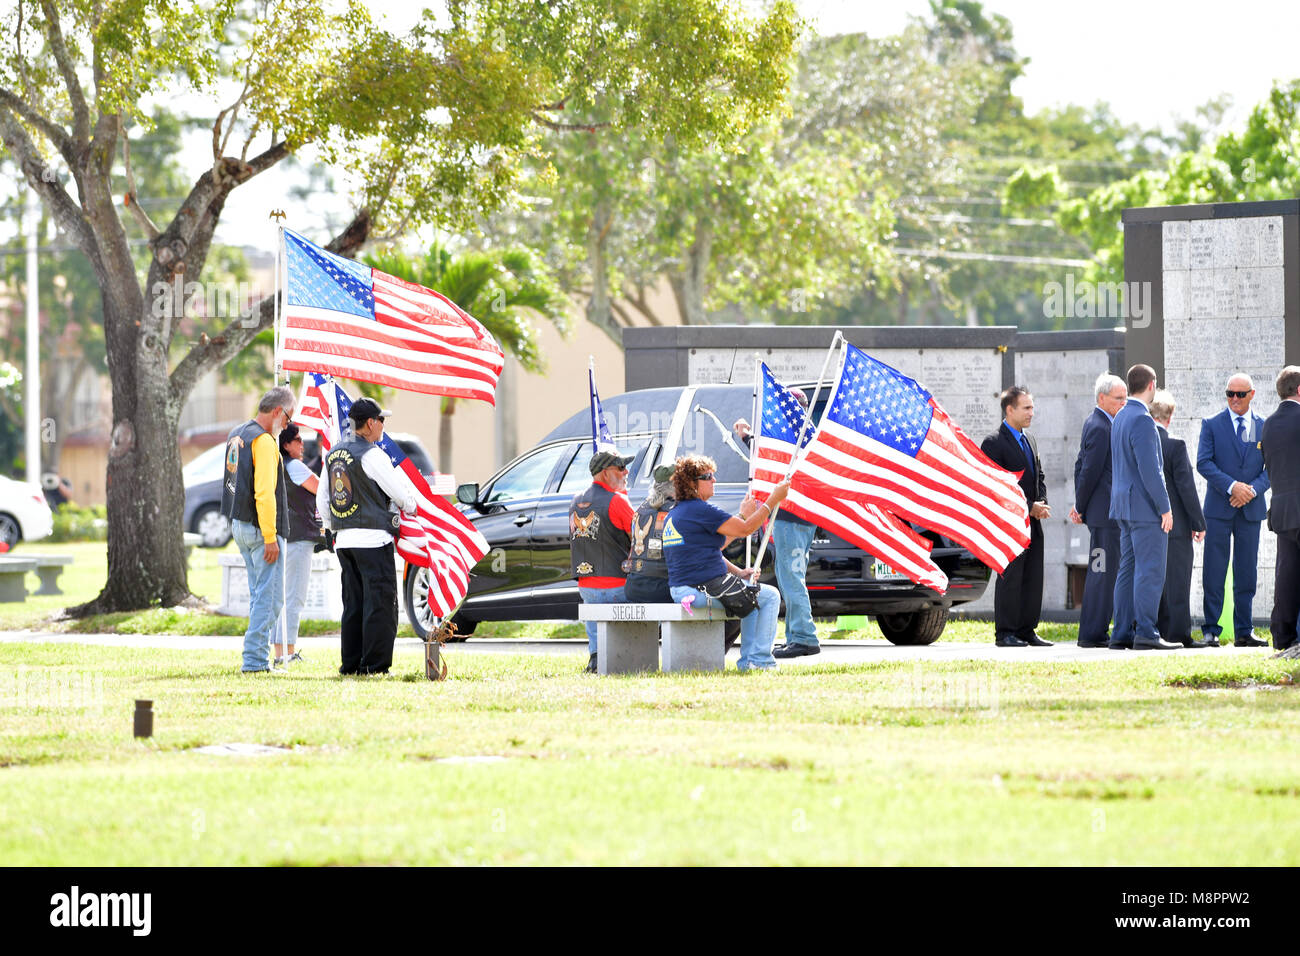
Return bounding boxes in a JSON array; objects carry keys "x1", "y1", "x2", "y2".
[
  {"x1": 1112, "y1": 519, "x2": 1167, "y2": 645},
  {"x1": 232, "y1": 519, "x2": 285, "y2": 671},
  {"x1": 773, "y1": 519, "x2": 817, "y2": 648},
  {"x1": 670, "y1": 582, "x2": 780, "y2": 671},
  {"x1": 272, "y1": 540, "x2": 314, "y2": 649},
  {"x1": 579, "y1": 584, "x2": 626, "y2": 654}
]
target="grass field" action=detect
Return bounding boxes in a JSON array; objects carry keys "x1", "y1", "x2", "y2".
[{"x1": 2, "y1": 640, "x2": 1299, "y2": 865}]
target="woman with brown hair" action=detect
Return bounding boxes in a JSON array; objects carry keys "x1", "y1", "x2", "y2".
[{"x1": 662, "y1": 454, "x2": 789, "y2": 671}]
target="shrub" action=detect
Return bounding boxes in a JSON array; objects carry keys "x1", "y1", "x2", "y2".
[{"x1": 49, "y1": 504, "x2": 108, "y2": 542}]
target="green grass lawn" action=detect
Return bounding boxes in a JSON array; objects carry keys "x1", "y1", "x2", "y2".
[{"x1": 2, "y1": 641, "x2": 1299, "y2": 865}]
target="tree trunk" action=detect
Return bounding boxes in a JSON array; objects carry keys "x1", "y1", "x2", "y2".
[
  {"x1": 584, "y1": 196, "x2": 623, "y2": 347},
  {"x1": 69, "y1": 298, "x2": 192, "y2": 614},
  {"x1": 668, "y1": 220, "x2": 713, "y2": 325},
  {"x1": 438, "y1": 397, "x2": 457, "y2": 476}
]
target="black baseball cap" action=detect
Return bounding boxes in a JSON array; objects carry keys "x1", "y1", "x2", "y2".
[
  {"x1": 589, "y1": 450, "x2": 635, "y2": 475},
  {"x1": 348, "y1": 397, "x2": 389, "y2": 425}
]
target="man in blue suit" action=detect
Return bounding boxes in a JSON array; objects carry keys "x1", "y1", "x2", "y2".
[
  {"x1": 1197, "y1": 373, "x2": 1270, "y2": 647},
  {"x1": 1070, "y1": 373, "x2": 1127, "y2": 648},
  {"x1": 1109, "y1": 364, "x2": 1180, "y2": 650}
]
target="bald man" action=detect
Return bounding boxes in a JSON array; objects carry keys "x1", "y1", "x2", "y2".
[{"x1": 1196, "y1": 372, "x2": 1270, "y2": 647}]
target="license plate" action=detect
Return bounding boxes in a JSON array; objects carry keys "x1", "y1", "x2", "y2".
[{"x1": 872, "y1": 559, "x2": 907, "y2": 581}]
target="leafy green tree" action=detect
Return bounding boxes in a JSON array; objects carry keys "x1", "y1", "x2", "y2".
[
  {"x1": 0, "y1": 0, "x2": 798, "y2": 614},
  {"x1": 362, "y1": 243, "x2": 569, "y2": 473}
]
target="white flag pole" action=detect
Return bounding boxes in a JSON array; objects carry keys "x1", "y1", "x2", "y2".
[
  {"x1": 752, "y1": 330, "x2": 845, "y2": 570},
  {"x1": 746, "y1": 353, "x2": 761, "y2": 568}
]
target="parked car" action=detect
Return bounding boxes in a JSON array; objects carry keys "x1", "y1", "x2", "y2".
[
  {"x1": 0, "y1": 475, "x2": 54, "y2": 549},
  {"x1": 402, "y1": 383, "x2": 991, "y2": 645},
  {"x1": 182, "y1": 431, "x2": 436, "y2": 547}
]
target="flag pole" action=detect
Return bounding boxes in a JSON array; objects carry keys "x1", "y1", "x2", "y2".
[
  {"x1": 746, "y1": 353, "x2": 761, "y2": 568},
  {"x1": 752, "y1": 330, "x2": 845, "y2": 570},
  {"x1": 588, "y1": 355, "x2": 597, "y2": 453}
]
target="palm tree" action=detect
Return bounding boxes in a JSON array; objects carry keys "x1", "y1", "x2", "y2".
[{"x1": 362, "y1": 243, "x2": 570, "y2": 473}]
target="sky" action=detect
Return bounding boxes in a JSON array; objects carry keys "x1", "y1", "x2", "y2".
[{"x1": 208, "y1": 0, "x2": 1300, "y2": 253}]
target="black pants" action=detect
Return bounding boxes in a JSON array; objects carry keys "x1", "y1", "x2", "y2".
[
  {"x1": 1078, "y1": 524, "x2": 1119, "y2": 643},
  {"x1": 995, "y1": 519, "x2": 1043, "y2": 639},
  {"x1": 338, "y1": 543, "x2": 398, "y2": 674},
  {"x1": 1157, "y1": 530, "x2": 1196, "y2": 643},
  {"x1": 1272, "y1": 529, "x2": 1300, "y2": 650}
]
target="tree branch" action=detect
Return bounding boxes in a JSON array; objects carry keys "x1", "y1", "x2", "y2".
[
  {"x1": 37, "y1": 0, "x2": 90, "y2": 145},
  {"x1": 0, "y1": 87, "x2": 74, "y2": 160},
  {"x1": 0, "y1": 103, "x2": 95, "y2": 259},
  {"x1": 530, "y1": 112, "x2": 610, "y2": 133},
  {"x1": 121, "y1": 134, "x2": 161, "y2": 239}
]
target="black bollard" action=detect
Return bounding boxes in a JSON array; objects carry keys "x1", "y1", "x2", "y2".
[{"x1": 134, "y1": 699, "x2": 153, "y2": 738}]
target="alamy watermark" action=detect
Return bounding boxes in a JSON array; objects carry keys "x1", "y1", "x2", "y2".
[
  {"x1": 150, "y1": 276, "x2": 268, "y2": 325},
  {"x1": 1042, "y1": 275, "x2": 1152, "y2": 328},
  {"x1": 0, "y1": 668, "x2": 104, "y2": 711}
]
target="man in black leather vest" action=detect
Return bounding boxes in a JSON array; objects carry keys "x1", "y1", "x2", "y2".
[
  {"x1": 316, "y1": 398, "x2": 417, "y2": 675},
  {"x1": 222, "y1": 386, "x2": 294, "y2": 674},
  {"x1": 571, "y1": 449, "x2": 635, "y2": 673}
]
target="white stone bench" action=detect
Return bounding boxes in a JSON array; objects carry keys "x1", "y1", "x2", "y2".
[
  {"x1": 0, "y1": 557, "x2": 37, "y2": 602},
  {"x1": 578, "y1": 602, "x2": 735, "y2": 675},
  {"x1": 25, "y1": 554, "x2": 74, "y2": 595}
]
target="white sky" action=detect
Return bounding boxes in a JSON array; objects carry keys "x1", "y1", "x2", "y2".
[{"x1": 212, "y1": 0, "x2": 1300, "y2": 253}]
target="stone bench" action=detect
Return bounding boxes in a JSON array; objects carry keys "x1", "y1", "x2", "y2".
[
  {"x1": 578, "y1": 602, "x2": 736, "y2": 675},
  {"x1": 24, "y1": 554, "x2": 74, "y2": 596},
  {"x1": 0, "y1": 557, "x2": 37, "y2": 602}
]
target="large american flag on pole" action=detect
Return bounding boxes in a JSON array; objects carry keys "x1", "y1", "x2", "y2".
[
  {"x1": 793, "y1": 343, "x2": 1030, "y2": 573},
  {"x1": 292, "y1": 373, "x2": 488, "y2": 619},
  {"x1": 750, "y1": 364, "x2": 948, "y2": 592},
  {"x1": 280, "y1": 229, "x2": 504, "y2": 403}
]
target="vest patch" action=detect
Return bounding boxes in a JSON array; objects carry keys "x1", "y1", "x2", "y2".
[{"x1": 329, "y1": 450, "x2": 358, "y2": 519}]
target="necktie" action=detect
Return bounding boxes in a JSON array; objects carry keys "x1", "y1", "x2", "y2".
[
  {"x1": 1019, "y1": 434, "x2": 1034, "y2": 479},
  {"x1": 1236, "y1": 417, "x2": 1246, "y2": 442}
]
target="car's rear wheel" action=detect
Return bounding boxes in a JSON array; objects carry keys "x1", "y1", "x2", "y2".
[
  {"x1": 0, "y1": 513, "x2": 20, "y2": 550},
  {"x1": 403, "y1": 564, "x2": 475, "y2": 641},
  {"x1": 875, "y1": 606, "x2": 948, "y2": 645},
  {"x1": 192, "y1": 505, "x2": 232, "y2": 548}
]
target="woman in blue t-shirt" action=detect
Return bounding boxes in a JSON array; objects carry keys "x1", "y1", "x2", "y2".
[{"x1": 662, "y1": 454, "x2": 789, "y2": 670}]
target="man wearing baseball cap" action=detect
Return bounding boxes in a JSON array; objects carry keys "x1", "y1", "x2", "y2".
[
  {"x1": 570, "y1": 449, "x2": 636, "y2": 672},
  {"x1": 316, "y1": 397, "x2": 418, "y2": 674}
]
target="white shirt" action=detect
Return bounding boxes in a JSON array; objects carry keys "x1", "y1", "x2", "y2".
[{"x1": 316, "y1": 445, "x2": 419, "y2": 550}]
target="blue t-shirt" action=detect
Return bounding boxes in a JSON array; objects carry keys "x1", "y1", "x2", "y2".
[{"x1": 663, "y1": 498, "x2": 732, "y2": 587}]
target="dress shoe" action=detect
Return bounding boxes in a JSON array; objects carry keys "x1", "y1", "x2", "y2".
[
  {"x1": 585, "y1": 653, "x2": 598, "y2": 673},
  {"x1": 1078, "y1": 639, "x2": 1110, "y2": 648},
  {"x1": 1180, "y1": 638, "x2": 1209, "y2": 648},
  {"x1": 1132, "y1": 637, "x2": 1182, "y2": 650},
  {"x1": 1021, "y1": 633, "x2": 1053, "y2": 647},
  {"x1": 995, "y1": 635, "x2": 1028, "y2": 647},
  {"x1": 1202, "y1": 634, "x2": 1221, "y2": 647},
  {"x1": 1234, "y1": 632, "x2": 1268, "y2": 648},
  {"x1": 1107, "y1": 642, "x2": 1131, "y2": 650},
  {"x1": 773, "y1": 642, "x2": 820, "y2": 659}
]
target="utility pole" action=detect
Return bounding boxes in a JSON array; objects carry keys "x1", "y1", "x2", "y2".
[{"x1": 24, "y1": 187, "x2": 40, "y2": 486}]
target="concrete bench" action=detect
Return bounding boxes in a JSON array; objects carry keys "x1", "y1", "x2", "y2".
[
  {"x1": 183, "y1": 533, "x2": 201, "y2": 570},
  {"x1": 24, "y1": 554, "x2": 74, "y2": 596},
  {"x1": 0, "y1": 557, "x2": 37, "y2": 602},
  {"x1": 578, "y1": 602, "x2": 735, "y2": 675}
]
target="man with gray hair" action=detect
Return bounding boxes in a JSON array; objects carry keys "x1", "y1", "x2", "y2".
[
  {"x1": 222, "y1": 385, "x2": 295, "y2": 673},
  {"x1": 1069, "y1": 372, "x2": 1127, "y2": 647},
  {"x1": 1197, "y1": 372, "x2": 1270, "y2": 647},
  {"x1": 1261, "y1": 366, "x2": 1300, "y2": 652}
]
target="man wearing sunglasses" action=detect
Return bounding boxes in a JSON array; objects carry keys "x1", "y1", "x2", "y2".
[
  {"x1": 1196, "y1": 373, "x2": 1270, "y2": 647},
  {"x1": 570, "y1": 449, "x2": 636, "y2": 673}
]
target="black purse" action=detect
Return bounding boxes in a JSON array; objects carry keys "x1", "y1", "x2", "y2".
[{"x1": 697, "y1": 573, "x2": 760, "y2": 618}]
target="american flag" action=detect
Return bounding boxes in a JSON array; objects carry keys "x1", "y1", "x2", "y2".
[
  {"x1": 296, "y1": 373, "x2": 488, "y2": 620},
  {"x1": 293, "y1": 371, "x2": 352, "y2": 451},
  {"x1": 589, "y1": 363, "x2": 616, "y2": 453},
  {"x1": 750, "y1": 363, "x2": 948, "y2": 592},
  {"x1": 280, "y1": 229, "x2": 504, "y2": 403},
  {"x1": 794, "y1": 343, "x2": 1030, "y2": 573},
  {"x1": 373, "y1": 432, "x2": 489, "y2": 620}
]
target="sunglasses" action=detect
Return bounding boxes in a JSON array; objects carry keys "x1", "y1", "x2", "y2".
[
  {"x1": 1225, "y1": 390, "x2": 1253, "y2": 399},
  {"x1": 697, "y1": 473, "x2": 716, "y2": 481}
]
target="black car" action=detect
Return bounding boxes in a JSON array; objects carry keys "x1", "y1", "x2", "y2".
[
  {"x1": 403, "y1": 383, "x2": 990, "y2": 644},
  {"x1": 183, "y1": 432, "x2": 436, "y2": 547}
]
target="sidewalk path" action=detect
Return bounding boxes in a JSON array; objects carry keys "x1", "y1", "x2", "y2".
[{"x1": 1, "y1": 631, "x2": 1264, "y2": 665}]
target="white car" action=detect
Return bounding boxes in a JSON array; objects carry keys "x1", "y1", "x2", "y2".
[{"x1": 0, "y1": 475, "x2": 54, "y2": 549}]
